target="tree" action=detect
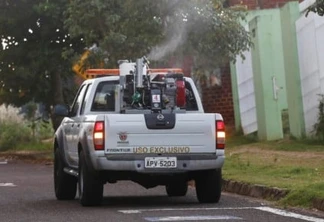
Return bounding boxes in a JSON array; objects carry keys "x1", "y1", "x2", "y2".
[
  {"x1": 22, "y1": 101, "x2": 39, "y2": 140},
  {"x1": 0, "y1": 0, "x2": 84, "y2": 130},
  {"x1": 64, "y1": 0, "x2": 252, "y2": 76},
  {"x1": 306, "y1": 0, "x2": 324, "y2": 16},
  {"x1": 64, "y1": 0, "x2": 166, "y2": 68},
  {"x1": 0, "y1": 0, "x2": 252, "y2": 131}
]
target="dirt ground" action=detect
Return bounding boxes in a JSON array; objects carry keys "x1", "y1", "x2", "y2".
[
  {"x1": 228, "y1": 145, "x2": 324, "y2": 168},
  {"x1": 0, "y1": 151, "x2": 53, "y2": 164}
]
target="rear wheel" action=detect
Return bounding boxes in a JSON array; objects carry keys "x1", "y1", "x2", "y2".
[
  {"x1": 54, "y1": 148, "x2": 77, "y2": 200},
  {"x1": 195, "y1": 169, "x2": 222, "y2": 203},
  {"x1": 78, "y1": 150, "x2": 103, "y2": 206},
  {"x1": 166, "y1": 182, "x2": 188, "y2": 197}
]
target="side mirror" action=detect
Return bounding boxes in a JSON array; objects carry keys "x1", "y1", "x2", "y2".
[{"x1": 53, "y1": 104, "x2": 69, "y2": 117}]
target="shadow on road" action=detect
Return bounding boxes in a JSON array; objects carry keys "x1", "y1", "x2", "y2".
[{"x1": 100, "y1": 195, "x2": 198, "y2": 208}]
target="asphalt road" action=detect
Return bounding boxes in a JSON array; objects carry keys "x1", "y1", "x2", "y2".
[{"x1": 0, "y1": 160, "x2": 324, "y2": 222}]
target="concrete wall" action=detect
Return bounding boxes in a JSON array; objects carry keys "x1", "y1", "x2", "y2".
[
  {"x1": 250, "y1": 12, "x2": 288, "y2": 140},
  {"x1": 231, "y1": 46, "x2": 257, "y2": 135},
  {"x1": 231, "y1": 2, "x2": 303, "y2": 140},
  {"x1": 230, "y1": 10, "x2": 275, "y2": 136},
  {"x1": 201, "y1": 0, "x2": 302, "y2": 134},
  {"x1": 296, "y1": 0, "x2": 324, "y2": 134},
  {"x1": 281, "y1": 2, "x2": 305, "y2": 137}
]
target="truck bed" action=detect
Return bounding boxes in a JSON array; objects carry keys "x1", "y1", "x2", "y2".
[{"x1": 104, "y1": 113, "x2": 218, "y2": 155}]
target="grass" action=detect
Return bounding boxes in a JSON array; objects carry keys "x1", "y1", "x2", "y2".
[
  {"x1": 0, "y1": 140, "x2": 53, "y2": 163},
  {"x1": 14, "y1": 140, "x2": 52, "y2": 152},
  {"x1": 0, "y1": 104, "x2": 54, "y2": 152},
  {"x1": 224, "y1": 135, "x2": 324, "y2": 209}
]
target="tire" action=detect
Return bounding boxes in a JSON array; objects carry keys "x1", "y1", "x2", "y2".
[
  {"x1": 54, "y1": 148, "x2": 77, "y2": 200},
  {"x1": 195, "y1": 169, "x2": 222, "y2": 203},
  {"x1": 166, "y1": 182, "x2": 188, "y2": 197},
  {"x1": 78, "y1": 150, "x2": 103, "y2": 206}
]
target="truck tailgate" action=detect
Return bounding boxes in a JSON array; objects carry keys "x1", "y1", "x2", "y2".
[{"x1": 104, "y1": 113, "x2": 216, "y2": 154}]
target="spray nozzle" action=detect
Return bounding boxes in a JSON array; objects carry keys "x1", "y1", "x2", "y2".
[{"x1": 142, "y1": 56, "x2": 150, "y2": 65}]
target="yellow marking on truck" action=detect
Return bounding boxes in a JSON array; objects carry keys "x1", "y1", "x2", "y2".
[{"x1": 134, "y1": 146, "x2": 190, "y2": 154}]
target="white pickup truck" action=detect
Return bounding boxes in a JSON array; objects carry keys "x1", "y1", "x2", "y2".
[{"x1": 53, "y1": 58, "x2": 225, "y2": 206}]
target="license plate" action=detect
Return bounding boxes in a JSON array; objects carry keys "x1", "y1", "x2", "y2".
[{"x1": 144, "y1": 157, "x2": 177, "y2": 168}]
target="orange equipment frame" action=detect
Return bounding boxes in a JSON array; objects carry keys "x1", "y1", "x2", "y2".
[{"x1": 84, "y1": 68, "x2": 183, "y2": 79}]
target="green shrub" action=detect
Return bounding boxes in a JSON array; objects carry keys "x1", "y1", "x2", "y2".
[
  {"x1": 0, "y1": 122, "x2": 32, "y2": 151},
  {"x1": 0, "y1": 104, "x2": 54, "y2": 151},
  {"x1": 313, "y1": 94, "x2": 324, "y2": 140},
  {"x1": 0, "y1": 104, "x2": 24, "y2": 123},
  {"x1": 21, "y1": 102, "x2": 54, "y2": 141},
  {"x1": 38, "y1": 122, "x2": 54, "y2": 140}
]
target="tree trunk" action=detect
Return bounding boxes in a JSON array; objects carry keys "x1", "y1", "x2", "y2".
[{"x1": 51, "y1": 71, "x2": 65, "y2": 132}]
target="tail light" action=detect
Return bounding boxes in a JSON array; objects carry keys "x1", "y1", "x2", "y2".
[
  {"x1": 176, "y1": 80, "x2": 186, "y2": 107},
  {"x1": 93, "y1": 121, "x2": 104, "y2": 150},
  {"x1": 216, "y1": 120, "x2": 225, "y2": 149}
]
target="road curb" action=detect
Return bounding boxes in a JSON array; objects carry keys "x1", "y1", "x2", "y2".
[
  {"x1": 222, "y1": 179, "x2": 289, "y2": 200},
  {"x1": 222, "y1": 179, "x2": 324, "y2": 212}
]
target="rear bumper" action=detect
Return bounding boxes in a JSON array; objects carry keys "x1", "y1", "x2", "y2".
[{"x1": 88, "y1": 153, "x2": 225, "y2": 173}]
